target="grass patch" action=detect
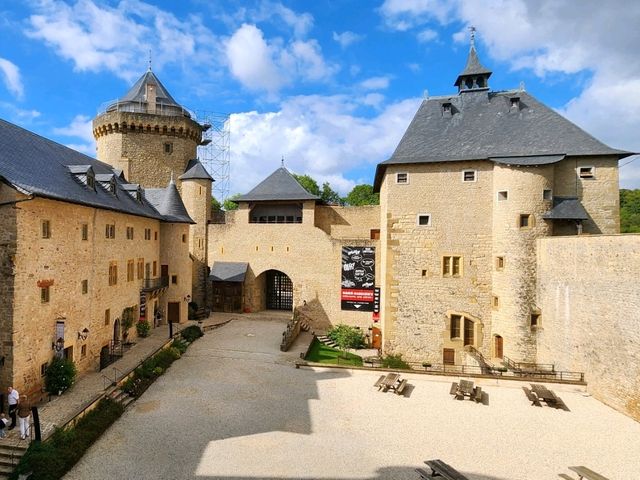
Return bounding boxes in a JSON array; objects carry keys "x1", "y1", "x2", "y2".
[{"x1": 305, "y1": 338, "x2": 363, "y2": 366}]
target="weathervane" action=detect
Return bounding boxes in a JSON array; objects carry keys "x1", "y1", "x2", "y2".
[
  {"x1": 148, "y1": 50, "x2": 152, "y2": 71},
  {"x1": 469, "y1": 26, "x2": 476, "y2": 47},
  {"x1": 281, "y1": 156, "x2": 285, "y2": 167}
]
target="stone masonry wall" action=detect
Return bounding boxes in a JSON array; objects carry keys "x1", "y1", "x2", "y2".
[
  {"x1": 159, "y1": 223, "x2": 192, "y2": 325},
  {"x1": 536, "y1": 234, "x2": 640, "y2": 421}
]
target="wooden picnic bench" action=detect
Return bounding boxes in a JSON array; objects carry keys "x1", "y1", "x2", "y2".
[
  {"x1": 416, "y1": 459, "x2": 470, "y2": 480},
  {"x1": 395, "y1": 378, "x2": 408, "y2": 395},
  {"x1": 567, "y1": 466, "x2": 610, "y2": 480},
  {"x1": 473, "y1": 386, "x2": 482, "y2": 403},
  {"x1": 522, "y1": 386, "x2": 542, "y2": 406},
  {"x1": 373, "y1": 375, "x2": 386, "y2": 389}
]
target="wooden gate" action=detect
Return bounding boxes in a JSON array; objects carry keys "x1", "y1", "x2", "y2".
[{"x1": 266, "y1": 270, "x2": 293, "y2": 310}]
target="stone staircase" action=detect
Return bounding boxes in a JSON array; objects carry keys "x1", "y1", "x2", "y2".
[
  {"x1": 316, "y1": 335, "x2": 338, "y2": 348},
  {"x1": 0, "y1": 443, "x2": 29, "y2": 479},
  {"x1": 107, "y1": 386, "x2": 135, "y2": 409}
]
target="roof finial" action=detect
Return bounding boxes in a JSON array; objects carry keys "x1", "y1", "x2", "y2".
[
  {"x1": 148, "y1": 50, "x2": 152, "y2": 71},
  {"x1": 469, "y1": 26, "x2": 476, "y2": 49},
  {"x1": 281, "y1": 156, "x2": 285, "y2": 167}
]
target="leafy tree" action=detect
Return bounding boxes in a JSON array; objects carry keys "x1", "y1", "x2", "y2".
[
  {"x1": 45, "y1": 356, "x2": 77, "y2": 395},
  {"x1": 321, "y1": 182, "x2": 344, "y2": 205},
  {"x1": 223, "y1": 193, "x2": 241, "y2": 211},
  {"x1": 327, "y1": 324, "x2": 365, "y2": 358},
  {"x1": 620, "y1": 189, "x2": 640, "y2": 233},
  {"x1": 345, "y1": 184, "x2": 379, "y2": 206},
  {"x1": 292, "y1": 174, "x2": 321, "y2": 196},
  {"x1": 211, "y1": 196, "x2": 223, "y2": 212}
]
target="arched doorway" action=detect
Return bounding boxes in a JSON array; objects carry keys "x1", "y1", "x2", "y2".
[
  {"x1": 494, "y1": 335, "x2": 503, "y2": 359},
  {"x1": 265, "y1": 269, "x2": 293, "y2": 310},
  {"x1": 113, "y1": 318, "x2": 121, "y2": 344}
]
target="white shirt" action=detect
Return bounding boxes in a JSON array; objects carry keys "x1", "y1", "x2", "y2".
[{"x1": 8, "y1": 390, "x2": 19, "y2": 405}]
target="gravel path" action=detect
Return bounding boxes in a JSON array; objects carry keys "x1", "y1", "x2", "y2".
[{"x1": 64, "y1": 316, "x2": 640, "y2": 480}]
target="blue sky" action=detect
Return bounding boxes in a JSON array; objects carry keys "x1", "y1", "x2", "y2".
[{"x1": 1, "y1": 0, "x2": 639, "y2": 199}]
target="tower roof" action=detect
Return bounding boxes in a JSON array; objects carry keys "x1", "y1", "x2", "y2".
[
  {"x1": 145, "y1": 179, "x2": 194, "y2": 224},
  {"x1": 454, "y1": 45, "x2": 492, "y2": 87},
  {"x1": 179, "y1": 159, "x2": 214, "y2": 182},
  {"x1": 236, "y1": 166, "x2": 320, "y2": 202}
]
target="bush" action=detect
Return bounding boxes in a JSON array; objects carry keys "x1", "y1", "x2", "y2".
[
  {"x1": 181, "y1": 325, "x2": 203, "y2": 342},
  {"x1": 172, "y1": 338, "x2": 188, "y2": 354},
  {"x1": 327, "y1": 324, "x2": 366, "y2": 350},
  {"x1": 136, "y1": 320, "x2": 151, "y2": 338},
  {"x1": 45, "y1": 357, "x2": 77, "y2": 395},
  {"x1": 381, "y1": 354, "x2": 410, "y2": 370}
]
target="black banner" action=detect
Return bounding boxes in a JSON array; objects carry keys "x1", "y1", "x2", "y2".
[{"x1": 341, "y1": 246, "x2": 375, "y2": 311}]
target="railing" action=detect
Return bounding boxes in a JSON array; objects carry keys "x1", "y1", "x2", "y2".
[
  {"x1": 280, "y1": 311, "x2": 302, "y2": 352},
  {"x1": 142, "y1": 276, "x2": 169, "y2": 291},
  {"x1": 97, "y1": 99, "x2": 195, "y2": 119},
  {"x1": 503, "y1": 355, "x2": 555, "y2": 373}
]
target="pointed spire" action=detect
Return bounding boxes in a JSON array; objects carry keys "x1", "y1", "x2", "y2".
[
  {"x1": 281, "y1": 156, "x2": 285, "y2": 168},
  {"x1": 454, "y1": 27, "x2": 492, "y2": 92},
  {"x1": 148, "y1": 50, "x2": 152, "y2": 72}
]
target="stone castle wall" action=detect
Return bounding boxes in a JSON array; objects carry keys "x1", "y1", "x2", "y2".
[
  {"x1": 159, "y1": 223, "x2": 192, "y2": 325},
  {"x1": 536, "y1": 234, "x2": 640, "y2": 421}
]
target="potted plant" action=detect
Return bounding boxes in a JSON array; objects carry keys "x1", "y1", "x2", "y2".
[{"x1": 422, "y1": 362, "x2": 432, "y2": 370}]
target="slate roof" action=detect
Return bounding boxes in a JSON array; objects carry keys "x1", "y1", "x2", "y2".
[
  {"x1": 119, "y1": 70, "x2": 181, "y2": 108},
  {"x1": 542, "y1": 197, "x2": 589, "y2": 220},
  {"x1": 209, "y1": 262, "x2": 249, "y2": 283},
  {"x1": 373, "y1": 89, "x2": 633, "y2": 191},
  {"x1": 179, "y1": 159, "x2": 214, "y2": 181},
  {"x1": 145, "y1": 179, "x2": 194, "y2": 224},
  {"x1": 236, "y1": 167, "x2": 320, "y2": 202},
  {"x1": 455, "y1": 46, "x2": 492, "y2": 87}
]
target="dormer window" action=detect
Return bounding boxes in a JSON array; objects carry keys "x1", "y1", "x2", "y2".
[
  {"x1": 476, "y1": 76, "x2": 485, "y2": 88},
  {"x1": 87, "y1": 172, "x2": 95, "y2": 190},
  {"x1": 510, "y1": 97, "x2": 520, "y2": 109},
  {"x1": 109, "y1": 178, "x2": 117, "y2": 195},
  {"x1": 442, "y1": 103, "x2": 452, "y2": 116}
]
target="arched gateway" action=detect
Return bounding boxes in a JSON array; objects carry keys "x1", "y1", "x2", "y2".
[{"x1": 262, "y1": 269, "x2": 293, "y2": 311}]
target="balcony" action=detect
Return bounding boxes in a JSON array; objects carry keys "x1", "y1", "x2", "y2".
[{"x1": 141, "y1": 276, "x2": 169, "y2": 294}]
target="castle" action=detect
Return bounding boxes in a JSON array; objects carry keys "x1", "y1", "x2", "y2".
[{"x1": 0, "y1": 44, "x2": 638, "y2": 421}]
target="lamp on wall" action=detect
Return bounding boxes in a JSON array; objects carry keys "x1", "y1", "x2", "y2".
[
  {"x1": 77, "y1": 328, "x2": 89, "y2": 341},
  {"x1": 184, "y1": 294, "x2": 191, "y2": 303},
  {"x1": 52, "y1": 337, "x2": 64, "y2": 352}
]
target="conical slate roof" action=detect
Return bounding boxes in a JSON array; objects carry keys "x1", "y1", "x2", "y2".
[
  {"x1": 120, "y1": 70, "x2": 181, "y2": 107},
  {"x1": 179, "y1": 159, "x2": 214, "y2": 181},
  {"x1": 454, "y1": 46, "x2": 492, "y2": 87},
  {"x1": 145, "y1": 179, "x2": 194, "y2": 223},
  {"x1": 236, "y1": 167, "x2": 320, "y2": 202}
]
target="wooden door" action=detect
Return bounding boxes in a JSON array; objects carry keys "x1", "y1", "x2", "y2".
[
  {"x1": 495, "y1": 335, "x2": 504, "y2": 359},
  {"x1": 168, "y1": 302, "x2": 180, "y2": 324},
  {"x1": 443, "y1": 348, "x2": 455, "y2": 365},
  {"x1": 161, "y1": 265, "x2": 169, "y2": 281},
  {"x1": 371, "y1": 327, "x2": 382, "y2": 349}
]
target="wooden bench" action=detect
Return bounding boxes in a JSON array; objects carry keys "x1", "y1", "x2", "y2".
[
  {"x1": 473, "y1": 386, "x2": 482, "y2": 403},
  {"x1": 416, "y1": 468, "x2": 432, "y2": 479},
  {"x1": 373, "y1": 375, "x2": 386, "y2": 389},
  {"x1": 449, "y1": 382, "x2": 459, "y2": 397},
  {"x1": 522, "y1": 386, "x2": 541, "y2": 406},
  {"x1": 568, "y1": 466, "x2": 610, "y2": 480},
  {"x1": 396, "y1": 379, "x2": 408, "y2": 394},
  {"x1": 558, "y1": 474, "x2": 575, "y2": 480},
  {"x1": 424, "y1": 459, "x2": 470, "y2": 480}
]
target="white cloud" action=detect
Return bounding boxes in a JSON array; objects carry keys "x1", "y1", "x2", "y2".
[
  {"x1": 407, "y1": 63, "x2": 421, "y2": 73},
  {"x1": 225, "y1": 24, "x2": 337, "y2": 93},
  {"x1": 0, "y1": 58, "x2": 24, "y2": 99},
  {"x1": 53, "y1": 114, "x2": 96, "y2": 156},
  {"x1": 0, "y1": 101, "x2": 40, "y2": 122},
  {"x1": 227, "y1": 95, "x2": 419, "y2": 195},
  {"x1": 359, "y1": 76, "x2": 391, "y2": 90},
  {"x1": 332, "y1": 31, "x2": 364, "y2": 48},
  {"x1": 378, "y1": 0, "x2": 453, "y2": 30},
  {"x1": 416, "y1": 28, "x2": 438, "y2": 43},
  {"x1": 239, "y1": 1, "x2": 314, "y2": 38}
]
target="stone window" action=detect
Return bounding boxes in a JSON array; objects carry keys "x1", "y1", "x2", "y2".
[
  {"x1": 81, "y1": 345, "x2": 87, "y2": 358},
  {"x1": 42, "y1": 220, "x2": 51, "y2": 239},
  {"x1": 87, "y1": 174, "x2": 95, "y2": 190},
  {"x1": 81, "y1": 279, "x2": 88, "y2": 294},
  {"x1": 543, "y1": 189, "x2": 553, "y2": 201},
  {"x1": 127, "y1": 260, "x2": 135, "y2": 282},
  {"x1": 510, "y1": 97, "x2": 520, "y2": 109},
  {"x1": 531, "y1": 313, "x2": 541, "y2": 329},
  {"x1": 171, "y1": 275, "x2": 178, "y2": 285},
  {"x1": 40, "y1": 362, "x2": 48, "y2": 377},
  {"x1": 578, "y1": 166, "x2": 595, "y2": 179},
  {"x1": 519, "y1": 214, "x2": 533, "y2": 229},
  {"x1": 144, "y1": 228, "x2": 151, "y2": 240},
  {"x1": 108, "y1": 262, "x2": 118, "y2": 286},
  {"x1": 497, "y1": 191, "x2": 508, "y2": 201},
  {"x1": 152, "y1": 261, "x2": 157, "y2": 276},
  {"x1": 462, "y1": 170, "x2": 477, "y2": 182},
  {"x1": 154, "y1": 231, "x2": 158, "y2": 240},
  {"x1": 164, "y1": 142, "x2": 173, "y2": 154},
  {"x1": 450, "y1": 314, "x2": 461, "y2": 339},
  {"x1": 417, "y1": 214, "x2": 431, "y2": 226},
  {"x1": 492, "y1": 296, "x2": 500, "y2": 309},
  {"x1": 40, "y1": 286, "x2": 50, "y2": 303},
  {"x1": 396, "y1": 172, "x2": 408, "y2": 184},
  {"x1": 137, "y1": 258, "x2": 144, "y2": 280},
  {"x1": 442, "y1": 256, "x2": 462, "y2": 277},
  {"x1": 441, "y1": 102, "x2": 452, "y2": 116},
  {"x1": 126, "y1": 226, "x2": 134, "y2": 240},
  {"x1": 496, "y1": 256, "x2": 505, "y2": 270},
  {"x1": 370, "y1": 229, "x2": 380, "y2": 240},
  {"x1": 182, "y1": 234, "x2": 186, "y2": 243},
  {"x1": 463, "y1": 317, "x2": 475, "y2": 346},
  {"x1": 104, "y1": 309, "x2": 110, "y2": 326},
  {"x1": 105, "y1": 224, "x2": 115, "y2": 239},
  {"x1": 421, "y1": 269, "x2": 427, "y2": 277},
  {"x1": 81, "y1": 223, "x2": 88, "y2": 241}
]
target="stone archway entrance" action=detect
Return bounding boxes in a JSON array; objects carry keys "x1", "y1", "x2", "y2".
[{"x1": 265, "y1": 270, "x2": 293, "y2": 311}]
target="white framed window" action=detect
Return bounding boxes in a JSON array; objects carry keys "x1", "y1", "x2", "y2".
[
  {"x1": 462, "y1": 170, "x2": 477, "y2": 182},
  {"x1": 497, "y1": 190, "x2": 508, "y2": 201},
  {"x1": 396, "y1": 172, "x2": 409, "y2": 184},
  {"x1": 416, "y1": 214, "x2": 431, "y2": 226},
  {"x1": 578, "y1": 166, "x2": 595, "y2": 179},
  {"x1": 543, "y1": 189, "x2": 553, "y2": 201}
]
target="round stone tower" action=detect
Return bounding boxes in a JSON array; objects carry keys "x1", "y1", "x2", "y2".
[{"x1": 92, "y1": 69, "x2": 203, "y2": 190}]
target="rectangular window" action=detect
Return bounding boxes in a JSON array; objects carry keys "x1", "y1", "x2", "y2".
[
  {"x1": 127, "y1": 260, "x2": 134, "y2": 282},
  {"x1": 42, "y1": 220, "x2": 51, "y2": 239},
  {"x1": 41, "y1": 286, "x2": 50, "y2": 303},
  {"x1": 171, "y1": 275, "x2": 178, "y2": 285},
  {"x1": 543, "y1": 189, "x2": 553, "y2": 201},
  {"x1": 154, "y1": 231, "x2": 158, "y2": 241},
  {"x1": 519, "y1": 214, "x2": 532, "y2": 229},
  {"x1": 531, "y1": 313, "x2": 540, "y2": 328},
  {"x1": 164, "y1": 142, "x2": 173, "y2": 154},
  {"x1": 492, "y1": 296, "x2": 500, "y2": 309},
  {"x1": 370, "y1": 229, "x2": 380, "y2": 240},
  {"x1": 421, "y1": 269, "x2": 427, "y2": 277},
  {"x1": 81, "y1": 279, "x2": 88, "y2": 294},
  {"x1": 396, "y1": 172, "x2": 408, "y2": 184},
  {"x1": 81, "y1": 344, "x2": 87, "y2": 359},
  {"x1": 498, "y1": 191, "x2": 508, "y2": 201},
  {"x1": 452, "y1": 256, "x2": 461, "y2": 276},
  {"x1": 417, "y1": 214, "x2": 431, "y2": 226},
  {"x1": 108, "y1": 262, "x2": 118, "y2": 286},
  {"x1": 137, "y1": 258, "x2": 144, "y2": 279},
  {"x1": 40, "y1": 362, "x2": 48, "y2": 377},
  {"x1": 450, "y1": 314, "x2": 461, "y2": 339},
  {"x1": 81, "y1": 223, "x2": 88, "y2": 241},
  {"x1": 105, "y1": 309, "x2": 110, "y2": 326},
  {"x1": 443, "y1": 256, "x2": 462, "y2": 277},
  {"x1": 182, "y1": 234, "x2": 186, "y2": 243},
  {"x1": 126, "y1": 226, "x2": 134, "y2": 240},
  {"x1": 496, "y1": 256, "x2": 505, "y2": 270},
  {"x1": 464, "y1": 318, "x2": 474, "y2": 346},
  {"x1": 144, "y1": 228, "x2": 151, "y2": 240},
  {"x1": 105, "y1": 224, "x2": 115, "y2": 239},
  {"x1": 152, "y1": 261, "x2": 157, "y2": 277},
  {"x1": 579, "y1": 166, "x2": 594, "y2": 179},
  {"x1": 462, "y1": 170, "x2": 476, "y2": 182}
]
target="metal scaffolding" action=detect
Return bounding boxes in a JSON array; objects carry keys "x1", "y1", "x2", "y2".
[{"x1": 196, "y1": 111, "x2": 231, "y2": 202}]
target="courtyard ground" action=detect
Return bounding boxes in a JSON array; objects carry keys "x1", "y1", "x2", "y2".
[{"x1": 64, "y1": 315, "x2": 640, "y2": 480}]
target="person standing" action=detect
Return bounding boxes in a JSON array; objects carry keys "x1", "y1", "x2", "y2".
[
  {"x1": 17, "y1": 394, "x2": 31, "y2": 440},
  {"x1": 0, "y1": 413, "x2": 8, "y2": 438},
  {"x1": 7, "y1": 387, "x2": 19, "y2": 430}
]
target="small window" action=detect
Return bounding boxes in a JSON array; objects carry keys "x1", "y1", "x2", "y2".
[
  {"x1": 105, "y1": 224, "x2": 115, "y2": 239},
  {"x1": 81, "y1": 223, "x2": 88, "y2": 241},
  {"x1": 450, "y1": 315, "x2": 461, "y2": 339},
  {"x1": 443, "y1": 256, "x2": 462, "y2": 277},
  {"x1": 42, "y1": 220, "x2": 51, "y2": 239},
  {"x1": 579, "y1": 166, "x2": 594, "y2": 179},
  {"x1": 370, "y1": 229, "x2": 380, "y2": 240},
  {"x1": 154, "y1": 231, "x2": 158, "y2": 240},
  {"x1": 81, "y1": 345, "x2": 87, "y2": 358},
  {"x1": 127, "y1": 260, "x2": 134, "y2": 282},
  {"x1": 87, "y1": 175, "x2": 95, "y2": 190},
  {"x1": 492, "y1": 296, "x2": 500, "y2": 309},
  {"x1": 41, "y1": 286, "x2": 50, "y2": 303},
  {"x1": 164, "y1": 142, "x2": 173, "y2": 154},
  {"x1": 40, "y1": 362, "x2": 48, "y2": 377},
  {"x1": 182, "y1": 234, "x2": 186, "y2": 243},
  {"x1": 543, "y1": 189, "x2": 553, "y2": 201},
  {"x1": 421, "y1": 269, "x2": 427, "y2": 277},
  {"x1": 496, "y1": 256, "x2": 505, "y2": 270},
  {"x1": 510, "y1": 97, "x2": 520, "y2": 109},
  {"x1": 104, "y1": 309, "x2": 110, "y2": 326},
  {"x1": 531, "y1": 313, "x2": 541, "y2": 329},
  {"x1": 126, "y1": 226, "x2": 134, "y2": 240},
  {"x1": 152, "y1": 261, "x2": 157, "y2": 276},
  {"x1": 81, "y1": 279, "x2": 88, "y2": 294},
  {"x1": 417, "y1": 214, "x2": 431, "y2": 226},
  {"x1": 108, "y1": 262, "x2": 118, "y2": 286},
  {"x1": 442, "y1": 102, "x2": 452, "y2": 115},
  {"x1": 396, "y1": 172, "x2": 408, "y2": 184},
  {"x1": 497, "y1": 191, "x2": 508, "y2": 201},
  {"x1": 519, "y1": 214, "x2": 532, "y2": 229},
  {"x1": 171, "y1": 275, "x2": 178, "y2": 284},
  {"x1": 137, "y1": 259, "x2": 144, "y2": 280},
  {"x1": 462, "y1": 170, "x2": 476, "y2": 182}
]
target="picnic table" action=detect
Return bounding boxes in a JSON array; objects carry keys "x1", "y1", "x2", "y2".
[
  {"x1": 450, "y1": 380, "x2": 483, "y2": 402},
  {"x1": 416, "y1": 459, "x2": 470, "y2": 479},
  {"x1": 530, "y1": 383, "x2": 558, "y2": 405},
  {"x1": 373, "y1": 372, "x2": 408, "y2": 394},
  {"x1": 566, "y1": 466, "x2": 610, "y2": 480}
]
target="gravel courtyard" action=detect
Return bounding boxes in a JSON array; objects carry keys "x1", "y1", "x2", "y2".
[{"x1": 65, "y1": 315, "x2": 640, "y2": 480}]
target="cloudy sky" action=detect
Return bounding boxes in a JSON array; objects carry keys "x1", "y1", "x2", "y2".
[{"x1": 1, "y1": 0, "x2": 639, "y2": 199}]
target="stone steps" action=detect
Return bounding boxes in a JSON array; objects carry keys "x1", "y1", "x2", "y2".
[
  {"x1": 0, "y1": 444, "x2": 28, "y2": 479},
  {"x1": 316, "y1": 335, "x2": 339, "y2": 348}
]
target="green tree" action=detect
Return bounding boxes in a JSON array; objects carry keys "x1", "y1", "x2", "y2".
[
  {"x1": 345, "y1": 184, "x2": 379, "y2": 206},
  {"x1": 292, "y1": 174, "x2": 321, "y2": 196},
  {"x1": 211, "y1": 196, "x2": 223, "y2": 213},
  {"x1": 45, "y1": 356, "x2": 77, "y2": 395},
  {"x1": 321, "y1": 182, "x2": 344, "y2": 205},
  {"x1": 327, "y1": 324, "x2": 365, "y2": 358},
  {"x1": 223, "y1": 193, "x2": 241, "y2": 211},
  {"x1": 620, "y1": 189, "x2": 640, "y2": 233}
]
